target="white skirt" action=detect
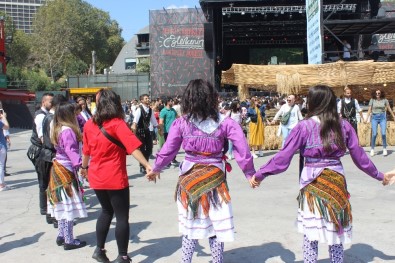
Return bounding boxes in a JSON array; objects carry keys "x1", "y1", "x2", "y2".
[
  {"x1": 296, "y1": 198, "x2": 352, "y2": 245},
  {"x1": 177, "y1": 195, "x2": 235, "y2": 242},
  {"x1": 48, "y1": 185, "x2": 87, "y2": 221}
]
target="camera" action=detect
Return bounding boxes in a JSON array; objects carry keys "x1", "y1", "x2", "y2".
[{"x1": 0, "y1": 109, "x2": 3, "y2": 114}]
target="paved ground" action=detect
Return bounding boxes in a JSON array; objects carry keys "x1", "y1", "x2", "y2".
[{"x1": 0, "y1": 128, "x2": 395, "y2": 263}]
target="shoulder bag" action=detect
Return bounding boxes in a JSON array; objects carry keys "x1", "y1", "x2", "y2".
[
  {"x1": 99, "y1": 125, "x2": 126, "y2": 151},
  {"x1": 280, "y1": 105, "x2": 294, "y2": 125}
]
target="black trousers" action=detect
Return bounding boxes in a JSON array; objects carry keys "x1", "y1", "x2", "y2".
[
  {"x1": 136, "y1": 129, "x2": 153, "y2": 168},
  {"x1": 94, "y1": 188, "x2": 130, "y2": 256},
  {"x1": 35, "y1": 158, "x2": 53, "y2": 213}
]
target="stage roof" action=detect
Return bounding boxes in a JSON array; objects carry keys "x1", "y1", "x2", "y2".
[{"x1": 324, "y1": 18, "x2": 395, "y2": 36}]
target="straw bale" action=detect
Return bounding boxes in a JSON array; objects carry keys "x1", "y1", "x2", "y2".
[
  {"x1": 358, "y1": 122, "x2": 372, "y2": 147},
  {"x1": 276, "y1": 73, "x2": 301, "y2": 94},
  {"x1": 263, "y1": 125, "x2": 282, "y2": 150},
  {"x1": 387, "y1": 121, "x2": 395, "y2": 145}
]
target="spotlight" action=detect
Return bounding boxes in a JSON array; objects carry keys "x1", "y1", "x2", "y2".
[
  {"x1": 251, "y1": 13, "x2": 255, "y2": 18},
  {"x1": 222, "y1": 12, "x2": 226, "y2": 16},
  {"x1": 289, "y1": 14, "x2": 292, "y2": 19},
  {"x1": 241, "y1": 11, "x2": 245, "y2": 15}
]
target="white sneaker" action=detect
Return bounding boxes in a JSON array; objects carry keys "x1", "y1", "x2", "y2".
[
  {"x1": 370, "y1": 149, "x2": 375, "y2": 157},
  {"x1": 0, "y1": 185, "x2": 10, "y2": 191},
  {"x1": 252, "y1": 153, "x2": 258, "y2": 159},
  {"x1": 383, "y1": 149, "x2": 388, "y2": 156}
]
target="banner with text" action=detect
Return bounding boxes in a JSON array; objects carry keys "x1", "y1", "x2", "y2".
[
  {"x1": 149, "y1": 9, "x2": 213, "y2": 97},
  {"x1": 306, "y1": 0, "x2": 323, "y2": 64}
]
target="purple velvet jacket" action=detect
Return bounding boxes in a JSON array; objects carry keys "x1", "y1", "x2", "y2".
[
  {"x1": 255, "y1": 117, "x2": 384, "y2": 188},
  {"x1": 153, "y1": 115, "x2": 256, "y2": 179}
]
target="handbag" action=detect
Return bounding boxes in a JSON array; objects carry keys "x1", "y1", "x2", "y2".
[
  {"x1": 99, "y1": 125, "x2": 126, "y2": 151},
  {"x1": 280, "y1": 106, "x2": 294, "y2": 125},
  {"x1": 250, "y1": 115, "x2": 258, "y2": 123}
]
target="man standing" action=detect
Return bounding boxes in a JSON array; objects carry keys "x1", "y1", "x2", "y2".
[
  {"x1": 337, "y1": 87, "x2": 364, "y2": 133},
  {"x1": 131, "y1": 94, "x2": 158, "y2": 174},
  {"x1": 159, "y1": 97, "x2": 179, "y2": 165},
  {"x1": 28, "y1": 93, "x2": 53, "y2": 216},
  {"x1": 269, "y1": 95, "x2": 303, "y2": 148}
]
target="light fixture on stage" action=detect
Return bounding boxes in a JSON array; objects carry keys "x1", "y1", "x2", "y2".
[
  {"x1": 223, "y1": 12, "x2": 226, "y2": 16},
  {"x1": 241, "y1": 11, "x2": 245, "y2": 15},
  {"x1": 289, "y1": 14, "x2": 292, "y2": 19}
]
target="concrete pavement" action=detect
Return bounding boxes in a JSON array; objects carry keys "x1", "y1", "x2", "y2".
[{"x1": 0, "y1": 128, "x2": 395, "y2": 263}]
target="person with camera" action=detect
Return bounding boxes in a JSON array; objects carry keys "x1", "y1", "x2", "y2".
[{"x1": 268, "y1": 95, "x2": 303, "y2": 148}]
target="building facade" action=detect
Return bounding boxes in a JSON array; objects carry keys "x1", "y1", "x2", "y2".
[{"x1": 0, "y1": 0, "x2": 46, "y2": 33}]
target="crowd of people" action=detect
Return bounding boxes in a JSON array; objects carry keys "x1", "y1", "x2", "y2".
[{"x1": 14, "y1": 80, "x2": 395, "y2": 263}]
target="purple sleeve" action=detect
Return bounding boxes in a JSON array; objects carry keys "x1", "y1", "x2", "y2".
[
  {"x1": 153, "y1": 118, "x2": 183, "y2": 172},
  {"x1": 344, "y1": 121, "x2": 384, "y2": 181},
  {"x1": 225, "y1": 119, "x2": 255, "y2": 178},
  {"x1": 60, "y1": 128, "x2": 82, "y2": 169},
  {"x1": 255, "y1": 122, "x2": 307, "y2": 181}
]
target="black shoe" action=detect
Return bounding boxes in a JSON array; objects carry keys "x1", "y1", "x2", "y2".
[
  {"x1": 112, "y1": 255, "x2": 132, "y2": 263},
  {"x1": 46, "y1": 214, "x2": 54, "y2": 224},
  {"x1": 4, "y1": 172, "x2": 11, "y2": 176},
  {"x1": 64, "y1": 240, "x2": 87, "y2": 250},
  {"x1": 139, "y1": 167, "x2": 146, "y2": 174},
  {"x1": 53, "y1": 220, "x2": 58, "y2": 228},
  {"x1": 40, "y1": 209, "x2": 47, "y2": 215},
  {"x1": 56, "y1": 237, "x2": 64, "y2": 246},
  {"x1": 92, "y1": 247, "x2": 110, "y2": 263}
]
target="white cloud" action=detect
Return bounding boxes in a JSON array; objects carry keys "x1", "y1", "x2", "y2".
[{"x1": 166, "y1": 5, "x2": 189, "y2": 9}]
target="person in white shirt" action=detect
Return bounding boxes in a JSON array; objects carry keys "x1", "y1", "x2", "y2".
[
  {"x1": 337, "y1": 87, "x2": 364, "y2": 133},
  {"x1": 268, "y1": 95, "x2": 303, "y2": 148},
  {"x1": 131, "y1": 94, "x2": 158, "y2": 174},
  {"x1": 342, "y1": 40, "x2": 351, "y2": 60}
]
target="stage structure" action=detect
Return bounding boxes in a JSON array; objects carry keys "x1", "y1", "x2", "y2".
[
  {"x1": 149, "y1": 8, "x2": 214, "y2": 97},
  {"x1": 199, "y1": 0, "x2": 395, "y2": 92}
]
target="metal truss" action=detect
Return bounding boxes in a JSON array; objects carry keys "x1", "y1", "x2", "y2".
[{"x1": 222, "y1": 4, "x2": 357, "y2": 15}]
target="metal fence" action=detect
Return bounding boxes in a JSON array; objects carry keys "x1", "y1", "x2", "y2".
[{"x1": 67, "y1": 73, "x2": 150, "y2": 101}]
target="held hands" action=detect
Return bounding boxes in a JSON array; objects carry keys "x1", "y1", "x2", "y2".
[
  {"x1": 249, "y1": 175, "x2": 262, "y2": 189},
  {"x1": 146, "y1": 169, "x2": 160, "y2": 183},
  {"x1": 383, "y1": 169, "x2": 395, "y2": 186}
]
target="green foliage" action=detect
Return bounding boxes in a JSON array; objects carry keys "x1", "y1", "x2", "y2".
[
  {"x1": 136, "y1": 59, "x2": 150, "y2": 73},
  {"x1": 6, "y1": 30, "x2": 32, "y2": 68},
  {"x1": 6, "y1": 64, "x2": 50, "y2": 91}
]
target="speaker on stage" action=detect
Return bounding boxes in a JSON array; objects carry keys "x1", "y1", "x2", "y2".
[{"x1": 204, "y1": 22, "x2": 213, "y2": 52}]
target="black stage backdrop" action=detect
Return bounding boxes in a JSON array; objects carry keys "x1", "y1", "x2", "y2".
[{"x1": 149, "y1": 8, "x2": 213, "y2": 97}]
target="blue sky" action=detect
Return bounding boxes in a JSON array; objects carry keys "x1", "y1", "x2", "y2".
[{"x1": 84, "y1": 0, "x2": 201, "y2": 41}]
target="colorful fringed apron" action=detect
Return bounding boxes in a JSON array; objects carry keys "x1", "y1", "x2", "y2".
[
  {"x1": 298, "y1": 168, "x2": 352, "y2": 234},
  {"x1": 47, "y1": 160, "x2": 79, "y2": 205},
  {"x1": 175, "y1": 164, "x2": 230, "y2": 218}
]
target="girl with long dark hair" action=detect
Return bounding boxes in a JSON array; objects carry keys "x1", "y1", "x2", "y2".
[
  {"x1": 81, "y1": 89, "x2": 151, "y2": 263},
  {"x1": 48, "y1": 102, "x2": 87, "y2": 250},
  {"x1": 251, "y1": 85, "x2": 392, "y2": 262},
  {"x1": 146, "y1": 79, "x2": 255, "y2": 263}
]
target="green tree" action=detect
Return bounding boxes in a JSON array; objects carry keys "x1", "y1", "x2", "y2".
[
  {"x1": 32, "y1": 0, "x2": 125, "y2": 80},
  {"x1": 136, "y1": 59, "x2": 150, "y2": 73},
  {"x1": 7, "y1": 30, "x2": 33, "y2": 68},
  {"x1": 32, "y1": 0, "x2": 80, "y2": 82}
]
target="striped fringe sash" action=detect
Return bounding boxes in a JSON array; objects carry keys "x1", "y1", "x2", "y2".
[
  {"x1": 298, "y1": 168, "x2": 352, "y2": 234},
  {"x1": 175, "y1": 164, "x2": 230, "y2": 218},
  {"x1": 47, "y1": 160, "x2": 78, "y2": 205}
]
